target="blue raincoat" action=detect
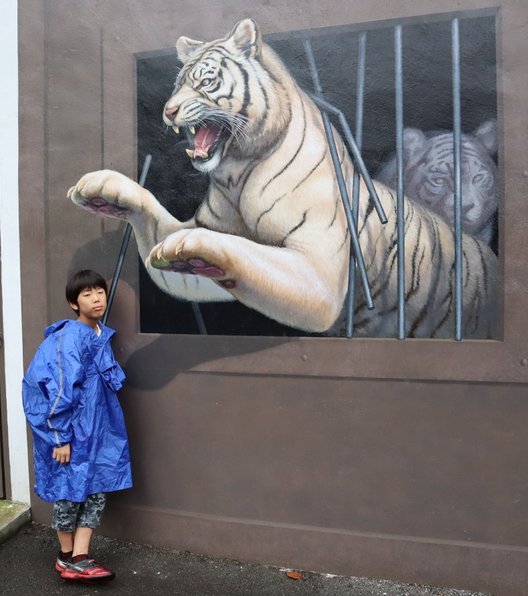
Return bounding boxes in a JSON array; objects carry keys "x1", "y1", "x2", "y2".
[{"x1": 22, "y1": 319, "x2": 132, "y2": 502}]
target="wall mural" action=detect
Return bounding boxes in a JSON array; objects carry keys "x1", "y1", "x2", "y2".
[{"x1": 68, "y1": 15, "x2": 499, "y2": 339}]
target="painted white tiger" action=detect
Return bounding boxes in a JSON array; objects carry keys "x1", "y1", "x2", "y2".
[
  {"x1": 376, "y1": 120, "x2": 499, "y2": 245},
  {"x1": 68, "y1": 18, "x2": 498, "y2": 338}
]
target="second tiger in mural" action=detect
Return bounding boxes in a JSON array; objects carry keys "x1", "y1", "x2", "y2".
[{"x1": 68, "y1": 18, "x2": 498, "y2": 339}]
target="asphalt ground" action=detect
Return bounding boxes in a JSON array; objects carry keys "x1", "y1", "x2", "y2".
[{"x1": 0, "y1": 523, "x2": 491, "y2": 596}]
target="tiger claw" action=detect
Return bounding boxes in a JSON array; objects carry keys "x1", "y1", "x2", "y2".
[{"x1": 146, "y1": 252, "x2": 170, "y2": 270}]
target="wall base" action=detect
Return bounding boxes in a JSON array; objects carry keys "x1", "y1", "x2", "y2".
[{"x1": 95, "y1": 503, "x2": 526, "y2": 596}]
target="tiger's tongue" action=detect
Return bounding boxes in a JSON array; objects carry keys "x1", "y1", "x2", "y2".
[{"x1": 193, "y1": 123, "x2": 222, "y2": 159}]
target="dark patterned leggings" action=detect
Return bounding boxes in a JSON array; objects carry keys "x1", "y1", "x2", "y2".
[{"x1": 51, "y1": 493, "x2": 107, "y2": 532}]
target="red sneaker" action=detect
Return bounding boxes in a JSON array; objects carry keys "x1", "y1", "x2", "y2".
[
  {"x1": 55, "y1": 558, "x2": 68, "y2": 573},
  {"x1": 61, "y1": 558, "x2": 115, "y2": 582}
]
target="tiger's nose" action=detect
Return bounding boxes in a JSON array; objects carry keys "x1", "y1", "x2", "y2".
[
  {"x1": 164, "y1": 105, "x2": 178, "y2": 121},
  {"x1": 462, "y1": 202, "x2": 481, "y2": 219}
]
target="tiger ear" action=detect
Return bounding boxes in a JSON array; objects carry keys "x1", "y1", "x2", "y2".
[
  {"x1": 473, "y1": 119, "x2": 498, "y2": 155},
  {"x1": 227, "y1": 18, "x2": 262, "y2": 58},
  {"x1": 403, "y1": 128, "x2": 427, "y2": 162},
  {"x1": 176, "y1": 36, "x2": 205, "y2": 64}
]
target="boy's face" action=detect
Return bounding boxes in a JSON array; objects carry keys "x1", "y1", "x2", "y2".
[{"x1": 70, "y1": 285, "x2": 107, "y2": 326}]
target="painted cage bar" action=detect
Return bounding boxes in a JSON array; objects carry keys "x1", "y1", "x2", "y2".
[
  {"x1": 395, "y1": 25, "x2": 406, "y2": 340},
  {"x1": 348, "y1": 31, "x2": 367, "y2": 338},
  {"x1": 103, "y1": 153, "x2": 152, "y2": 325},
  {"x1": 303, "y1": 38, "x2": 376, "y2": 323},
  {"x1": 451, "y1": 17, "x2": 464, "y2": 341}
]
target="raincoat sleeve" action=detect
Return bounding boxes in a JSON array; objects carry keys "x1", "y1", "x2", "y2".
[
  {"x1": 95, "y1": 343, "x2": 126, "y2": 392},
  {"x1": 23, "y1": 330, "x2": 86, "y2": 447}
]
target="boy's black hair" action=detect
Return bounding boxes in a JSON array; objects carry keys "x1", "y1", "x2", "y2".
[{"x1": 65, "y1": 270, "x2": 108, "y2": 311}]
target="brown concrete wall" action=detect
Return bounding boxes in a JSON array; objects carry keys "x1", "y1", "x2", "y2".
[{"x1": 19, "y1": 0, "x2": 528, "y2": 594}]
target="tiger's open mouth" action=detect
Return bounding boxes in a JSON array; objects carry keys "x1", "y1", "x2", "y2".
[{"x1": 184, "y1": 122, "x2": 229, "y2": 164}]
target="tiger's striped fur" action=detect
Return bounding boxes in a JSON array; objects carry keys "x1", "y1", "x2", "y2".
[{"x1": 68, "y1": 18, "x2": 498, "y2": 338}]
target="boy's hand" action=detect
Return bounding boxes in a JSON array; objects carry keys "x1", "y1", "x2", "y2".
[{"x1": 52, "y1": 444, "x2": 71, "y2": 465}]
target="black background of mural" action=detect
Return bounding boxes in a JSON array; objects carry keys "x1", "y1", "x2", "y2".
[{"x1": 136, "y1": 14, "x2": 497, "y2": 335}]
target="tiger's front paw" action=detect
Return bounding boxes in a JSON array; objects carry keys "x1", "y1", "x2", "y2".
[
  {"x1": 68, "y1": 170, "x2": 145, "y2": 220},
  {"x1": 146, "y1": 229, "x2": 236, "y2": 288}
]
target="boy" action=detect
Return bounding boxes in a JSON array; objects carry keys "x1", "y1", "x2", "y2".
[{"x1": 22, "y1": 270, "x2": 132, "y2": 582}]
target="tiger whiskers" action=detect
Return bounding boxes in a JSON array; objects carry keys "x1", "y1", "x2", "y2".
[{"x1": 198, "y1": 109, "x2": 251, "y2": 144}]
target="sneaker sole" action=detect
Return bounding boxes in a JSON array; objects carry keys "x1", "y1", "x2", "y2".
[{"x1": 61, "y1": 571, "x2": 115, "y2": 583}]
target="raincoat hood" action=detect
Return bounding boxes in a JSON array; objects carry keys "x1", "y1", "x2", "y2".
[{"x1": 44, "y1": 319, "x2": 70, "y2": 337}]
